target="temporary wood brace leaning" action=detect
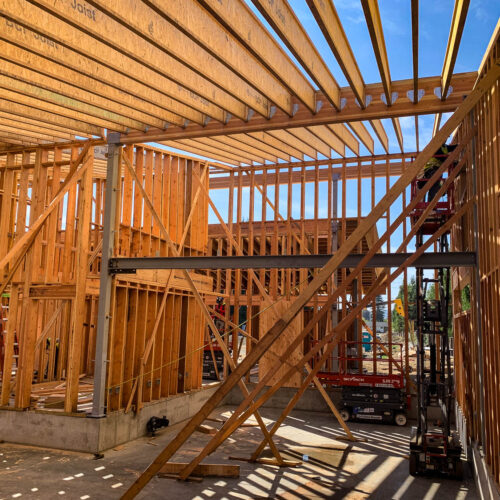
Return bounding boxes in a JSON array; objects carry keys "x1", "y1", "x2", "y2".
[
  {"x1": 121, "y1": 153, "x2": 284, "y2": 463},
  {"x1": 177, "y1": 123, "x2": 476, "y2": 477},
  {"x1": 121, "y1": 62, "x2": 499, "y2": 498}
]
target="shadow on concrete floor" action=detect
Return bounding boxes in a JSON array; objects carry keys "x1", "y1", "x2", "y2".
[{"x1": 0, "y1": 406, "x2": 477, "y2": 499}]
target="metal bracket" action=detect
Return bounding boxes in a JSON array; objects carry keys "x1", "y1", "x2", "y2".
[{"x1": 107, "y1": 132, "x2": 121, "y2": 145}]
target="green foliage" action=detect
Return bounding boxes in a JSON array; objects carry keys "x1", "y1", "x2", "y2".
[
  {"x1": 461, "y1": 285, "x2": 471, "y2": 311},
  {"x1": 375, "y1": 295, "x2": 386, "y2": 322},
  {"x1": 392, "y1": 277, "x2": 417, "y2": 334}
]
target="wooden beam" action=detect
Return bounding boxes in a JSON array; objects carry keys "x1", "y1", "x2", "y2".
[
  {"x1": 158, "y1": 463, "x2": 239, "y2": 478},
  {"x1": 411, "y1": 0, "x2": 419, "y2": 103},
  {"x1": 441, "y1": 0, "x2": 470, "y2": 99},
  {"x1": 307, "y1": 125, "x2": 345, "y2": 157},
  {"x1": 268, "y1": 130, "x2": 317, "y2": 159},
  {"x1": 0, "y1": 51, "x2": 187, "y2": 128},
  {"x1": 370, "y1": 120, "x2": 389, "y2": 153},
  {"x1": 328, "y1": 124, "x2": 359, "y2": 156},
  {"x1": 0, "y1": 18, "x2": 215, "y2": 123},
  {"x1": 118, "y1": 72, "x2": 477, "y2": 144},
  {"x1": 0, "y1": 99, "x2": 103, "y2": 137},
  {"x1": 197, "y1": 0, "x2": 316, "y2": 112},
  {"x1": 0, "y1": 0, "x2": 245, "y2": 120},
  {"x1": 362, "y1": 0, "x2": 392, "y2": 103},
  {"x1": 247, "y1": 131, "x2": 304, "y2": 161},
  {"x1": 89, "y1": 0, "x2": 290, "y2": 116},
  {"x1": 306, "y1": 0, "x2": 365, "y2": 106},
  {"x1": 392, "y1": 118, "x2": 404, "y2": 152},
  {"x1": 251, "y1": 0, "x2": 340, "y2": 109},
  {"x1": 121, "y1": 64, "x2": 500, "y2": 498}
]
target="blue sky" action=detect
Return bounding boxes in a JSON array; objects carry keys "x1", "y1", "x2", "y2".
[{"x1": 157, "y1": 2, "x2": 499, "y2": 301}]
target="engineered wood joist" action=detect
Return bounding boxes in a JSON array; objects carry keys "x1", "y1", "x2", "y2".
[
  {"x1": 0, "y1": 49, "x2": 186, "y2": 129},
  {"x1": 0, "y1": 115, "x2": 78, "y2": 141},
  {"x1": 251, "y1": 0, "x2": 340, "y2": 110},
  {"x1": 0, "y1": 1, "x2": 240, "y2": 121},
  {"x1": 411, "y1": 0, "x2": 419, "y2": 103},
  {"x1": 228, "y1": 134, "x2": 291, "y2": 162},
  {"x1": 247, "y1": 131, "x2": 304, "y2": 161},
  {"x1": 0, "y1": 18, "x2": 209, "y2": 124},
  {"x1": 369, "y1": 120, "x2": 389, "y2": 153},
  {"x1": 0, "y1": 85, "x2": 131, "y2": 132},
  {"x1": 161, "y1": 140, "x2": 239, "y2": 167},
  {"x1": 441, "y1": 0, "x2": 471, "y2": 99},
  {"x1": 88, "y1": 0, "x2": 291, "y2": 117},
  {"x1": 26, "y1": 0, "x2": 265, "y2": 119},
  {"x1": 196, "y1": 0, "x2": 316, "y2": 112},
  {"x1": 268, "y1": 130, "x2": 317, "y2": 160},
  {"x1": 306, "y1": 0, "x2": 365, "y2": 106},
  {"x1": 0, "y1": 98, "x2": 103, "y2": 137}
]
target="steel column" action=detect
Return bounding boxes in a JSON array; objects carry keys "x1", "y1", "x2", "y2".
[{"x1": 91, "y1": 136, "x2": 121, "y2": 418}]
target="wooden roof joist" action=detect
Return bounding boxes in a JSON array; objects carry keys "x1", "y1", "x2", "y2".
[
  {"x1": 193, "y1": 137, "x2": 270, "y2": 164},
  {"x1": 83, "y1": 0, "x2": 290, "y2": 118},
  {"x1": 0, "y1": 0, "x2": 474, "y2": 157},
  {"x1": 306, "y1": 0, "x2": 365, "y2": 104},
  {"x1": 442, "y1": 0, "x2": 470, "y2": 99},
  {"x1": 208, "y1": 136, "x2": 279, "y2": 164},
  {"x1": 247, "y1": 131, "x2": 304, "y2": 162},
  {"x1": 0, "y1": 98, "x2": 104, "y2": 137},
  {"x1": 252, "y1": 0, "x2": 340, "y2": 110},
  {"x1": 195, "y1": 0, "x2": 316, "y2": 113},
  {"x1": 121, "y1": 72, "x2": 476, "y2": 144},
  {"x1": 0, "y1": 51, "x2": 195, "y2": 130},
  {"x1": 268, "y1": 130, "x2": 318, "y2": 160},
  {"x1": 0, "y1": 121, "x2": 74, "y2": 142},
  {"x1": 228, "y1": 134, "x2": 292, "y2": 163},
  {"x1": 0, "y1": 62, "x2": 174, "y2": 131},
  {"x1": 0, "y1": 111, "x2": 93, "y2": 139},
  {"x1": 0, "y1": 16, "x2": 219, "y2": 124},
  {"x1": 160, "y1": 140, "x2": 240, "y2": 167},
  {"x1": 362, "y1": 0, "x2": 405, "y2": 152},
  {"x1": 1, "y1": 0, "x2": 243, "y2": 121}
]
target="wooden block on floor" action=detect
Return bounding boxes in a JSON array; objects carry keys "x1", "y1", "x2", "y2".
[
  {"x1": 158, "y1": 463, "x2": 240, "y2": 478},
  {"x1": 196, "y1": 425, "x2": 217, "y2": 435}
]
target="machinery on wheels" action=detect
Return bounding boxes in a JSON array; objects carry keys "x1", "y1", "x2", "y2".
[
  {"x1": 408, "y1": 155, "x2": 463, "y2": 479},
  {"x1": 316, "y1": 340, "x2": 409, "y2": 427}
]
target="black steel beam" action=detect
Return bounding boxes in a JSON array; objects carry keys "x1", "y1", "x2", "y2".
[{"x1": 109, "y1": 252, "x2": 475, "y2": 273}]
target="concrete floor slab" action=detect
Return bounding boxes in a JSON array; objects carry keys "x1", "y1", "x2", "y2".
[{"x1": 0, "y1": 407, "x2": 477, "y2": 499}]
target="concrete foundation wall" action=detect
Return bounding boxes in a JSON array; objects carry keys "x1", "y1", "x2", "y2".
[{"x1": 0, "y1": 384, "x2": 219, "y2": 454}]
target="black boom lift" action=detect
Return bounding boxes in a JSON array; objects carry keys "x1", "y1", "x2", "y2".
[{"x1": 408, "y1": 154, "x2": 463, "y2": 478}]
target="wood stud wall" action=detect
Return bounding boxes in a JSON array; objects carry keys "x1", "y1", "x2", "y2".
[
  {"x1": 0, "y1": 143, "x2": 209, "y2": 413},
  {"x1": 207, "y1": 156, "x2": 413, "y2": 387},
  {"x1": 452, "y1": 28, "x2": 500, "y2": 487}
]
